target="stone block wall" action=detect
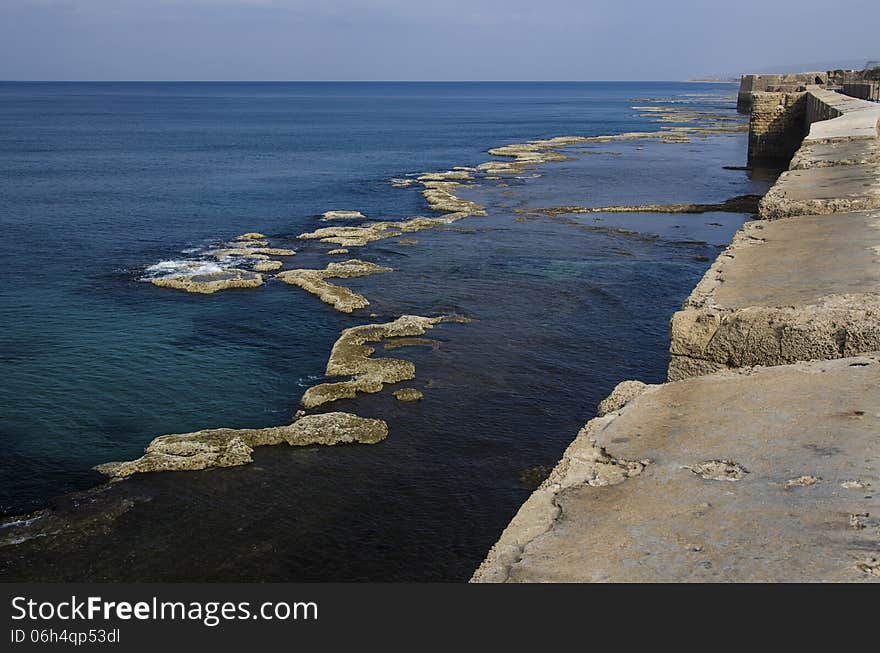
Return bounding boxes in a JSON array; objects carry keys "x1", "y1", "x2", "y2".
[
  {"x1": 843, "y1": 81, "x2": 880, "y2": 101},
  {"x1": 804, "y1": 89, "x2": 844, "y2": 125},
  {"x1": 737, "y1": 72, "x2": 826, "y2": 112},
  {"x1": 747, "y1": 91, "x2": 806, "y2": 164}
]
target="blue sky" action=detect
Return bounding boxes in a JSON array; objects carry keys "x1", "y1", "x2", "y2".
[{"x1": 1, "y1": 0, "x2": 876, "y2": 80}]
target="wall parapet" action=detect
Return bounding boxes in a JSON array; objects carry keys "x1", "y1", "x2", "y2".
[
  {"x1": 803, "y1": 86, "x2": 880, "y2": 142},
  {"x1": 748, "y1": 85, "x2": 880, "y2": 166}
]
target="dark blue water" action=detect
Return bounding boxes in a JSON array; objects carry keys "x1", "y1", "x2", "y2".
[{"x1": 0, "y1": 82, "x2": 771, "y2": 580}]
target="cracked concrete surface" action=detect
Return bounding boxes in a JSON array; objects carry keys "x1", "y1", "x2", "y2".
[
  {"x1": 758, "y1": 164, "x2": 880, "y2": 219},
  {"x1": 791, "y1": 138, "x2": 880, "y2": 170},
  {"x1": 473, "y1": 357, "x2": 880, "y2": 582}
]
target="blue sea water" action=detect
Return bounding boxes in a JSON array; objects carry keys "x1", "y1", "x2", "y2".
[{"x1": 0, "y1": 82, "x2": 772, "y2": 580}]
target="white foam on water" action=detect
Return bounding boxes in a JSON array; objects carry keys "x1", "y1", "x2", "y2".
[
  {"x1": 0, "y1": 515, "x2": 41, "y2": 530},
  {"x1": 296, "y1": 373, "x2": 325, "y2": 388},
  {"x1": 142, "y1": 259, "x2": 225, "y2": 280}
]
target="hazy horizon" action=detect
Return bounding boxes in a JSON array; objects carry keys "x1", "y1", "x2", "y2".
[{"x1": 1, "y1": 0, "x2": 876, "y2": 82}]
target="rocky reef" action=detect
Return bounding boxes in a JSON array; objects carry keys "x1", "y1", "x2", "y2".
[
  {"x1": 322, "y1": 210, "x2": 366, "y2": 221},
  {"x1": 253, "y1": 259, "x2": 283, "y2": 272},
  {"x1": 299, "y1": 215, "x2": 456, "y2": 247},
  {"x1": 393, "y1": 388, "x2": 424, "y2": 402},
  {"x1": 301, "y1": 315, "x2": 464, "y2": 408},
  {"x1": 146, "y1": 232, "x2": 296, "y2": 293},
  {"x1": 236, "y1": 232, "x2": 266, "y2": 240},
  {"x1": 276, "y1": 259, "x2": 393, "y2": 313},
  {"x1": 95, "y1": 412, "x2": 389, "y2": 478},
  {"x1": 520, "y1": 194, "x2": 762, "y2": 218},
  {"x1": 419, "y1": 182, "x2": 486, "y2": 216},
  {"x1": 151, "y1": 269, "x2": 264, "y2": 294},
  {"x1": 207, "y1": 246, "x2": 296, "y2": 258}
]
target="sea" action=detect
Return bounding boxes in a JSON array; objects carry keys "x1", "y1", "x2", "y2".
[{"x1": 0, "y1": 81, "x2": 773, "y2": 580}]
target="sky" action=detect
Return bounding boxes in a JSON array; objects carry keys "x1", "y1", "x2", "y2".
[{"x1": 0, "y1": 0, "x2": 876, "y2": 81}]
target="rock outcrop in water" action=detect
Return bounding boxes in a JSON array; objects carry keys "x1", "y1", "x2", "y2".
[
  {"x1": 299, "y1": 171, "x2": 486, "y2": 247},
  {"x1": 472, "y1": 102, "x2": 747, "y2": 178},
  {"x1": 477, "y1": 137, "x2": 585, "y2": 175},
  {"x1": 253, "y1": 259, "x2": 283, "y2": 272},
  {"x1": 520, "y1": 195, "x2": 763, "y2": 217},
  {"x1": 322, "y1": 210, "x2": 366, "y2": 221},
  {"x1": 151, "y1": 269, "x2": 264, "y2": 294},
  {"x1": 299, "y1": 216, "x2": 455, "y2": 247},
  {"x1": 147, "y1": 233, "x2": 297, "y2": 293},
  {"x1": 419, "y1": 180, "x2": 487, "y2": 216},
  {"x1": 208, "y1": 246, "x2": 296, "y2": 258},
  {"x1": 301, "y1": 315, "x2": 465, "y2": 408},
  {"x1": 276, "y1": 259, "x2": 393, "y2": 313},
  {"x1": 393, "y1": 388, "x2": 424, "y2": 402},
  {"x1": 94, "y1": 412, "x2": 389, "y2": 478}
]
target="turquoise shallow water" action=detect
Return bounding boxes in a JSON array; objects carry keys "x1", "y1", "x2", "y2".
[{"x1": 0, "y1": 82, "x2": 772, "y2": 580}]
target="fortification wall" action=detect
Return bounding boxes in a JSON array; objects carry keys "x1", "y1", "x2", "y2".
[
  {"x1": 747, "y1": 91, "x2": 806, "y2": 164},
  {"x1": 737, "y1": 72, "x2": 826, "y2": 112}
]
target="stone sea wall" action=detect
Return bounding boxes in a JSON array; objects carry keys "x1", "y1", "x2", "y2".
[
  {"x1": 473, "y1": 83, "x2": 880, "y2": 583},
  {"x1": 747, "y1": 91, "x2": 806, "y2": 163}
]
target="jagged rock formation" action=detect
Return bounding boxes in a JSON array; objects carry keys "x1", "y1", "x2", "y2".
[
  {"x1": 276, "y1": 259, "x2": 393, "y2": 313},
  {"x1": 393, "y1": 388, "x2": 424, "y2": 402},
  {"x1": 301, "y1": 315, "x2": 465, "y2": 408},
  {"x1": 95, "y1": 412, "x2": 388, "y2": 478},
  {"x1": 151, "y1": 269, "x2": 264, "y2": 294},
  {"x1": 322, "y1": 210, "x2": 366, "y2": 221}
]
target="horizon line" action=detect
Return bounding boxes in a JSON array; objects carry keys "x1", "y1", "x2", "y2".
[{"x1": 0, "y1": 78, "x2": 739, "y2": 84}]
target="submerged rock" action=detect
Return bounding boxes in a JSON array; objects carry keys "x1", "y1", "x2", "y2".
[
  {"x1": 94, "y1": 412, "x2": 389, "y2": 478},
  {"x1": 0, "y1": 491, "x2": 137, "y2": 548},
  {"x1": 276, "y1": 259, "x2": 393, "y2": 313},
  {"x1": 519, "y1": 465, "x2": 554, "y2": 489},
  {"x1": 383, "y1": 337, "x2": 440, "y2": 350},
  {"x1": 151, "y1": 269, "x2": 263, "y2": 294},
  {"x1": 393, "y1": 388, "x2": 423, "y2": 402},
  {"x1": 301, "y1": 315, "x2": 464, "y2": 408}
]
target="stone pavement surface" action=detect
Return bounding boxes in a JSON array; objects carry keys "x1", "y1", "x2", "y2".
[{"x1": 473, "y1": 357, "x2": 880, "y2": 583}]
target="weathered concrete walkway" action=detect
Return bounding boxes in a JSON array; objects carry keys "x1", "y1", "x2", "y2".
[
  {"x1": 473, "y1": 357, "x2": 880, "y2": 582},
  {"x1": 473, "y1": 85, "x2": 880, "y2": 583}
]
